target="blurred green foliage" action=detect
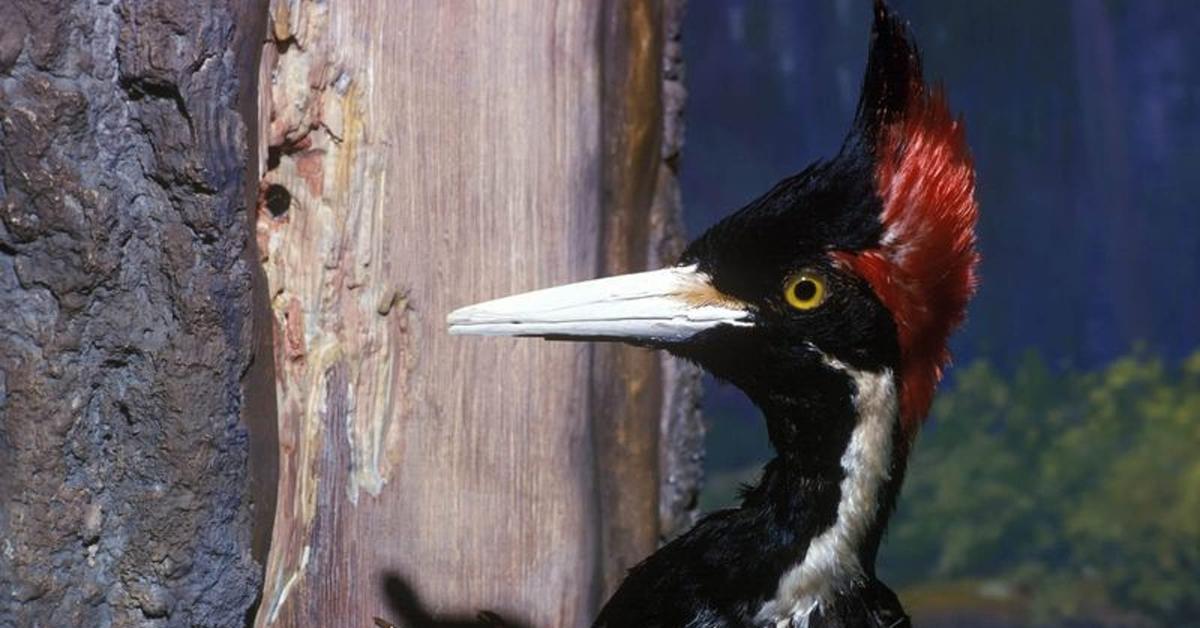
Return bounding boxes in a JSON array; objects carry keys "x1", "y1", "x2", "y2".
[
  {"x1": 881, "y1": 350, "x2": 1200, "y2": 625},
  {"x1": 702, "y1": 350, "x2": 1200, "y2": 626}
]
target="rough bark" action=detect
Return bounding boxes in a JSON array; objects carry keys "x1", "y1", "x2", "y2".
[
  {"x1": 255, "y1": 1, "x2": 701, "y2": 626},
  {"x1": 0, "y1": 1, "x2": 271, "y2": 625},
  {"x1": 652, "y1": 0, "x2": 706, "y2": 547}
]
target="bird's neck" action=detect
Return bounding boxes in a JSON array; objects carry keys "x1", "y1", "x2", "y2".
[{"x1": 743, "y1": 358, "x2": 907, "y2": 623}]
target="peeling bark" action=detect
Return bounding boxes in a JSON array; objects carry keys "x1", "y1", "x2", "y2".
[{"x1": 0, "y1": 1, "x2": 271, "y2": 626}]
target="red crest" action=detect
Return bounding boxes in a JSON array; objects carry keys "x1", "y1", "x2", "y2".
[{"x1": 835, "y1": 4, "x2": 980, "y2": 440}]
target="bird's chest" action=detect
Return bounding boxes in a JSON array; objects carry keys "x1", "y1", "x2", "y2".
[
  {"x1": 754, "y1": 364, "x2": 899, "y2": 628},
  {"x1": 761, "y1": 597, "x2": 906, "y2": 628}
]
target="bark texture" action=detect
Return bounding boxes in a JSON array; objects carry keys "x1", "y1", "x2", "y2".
[
  {"x1": 0, "y1": 1, "x2": 270, "y2": 625},
  {"x1": 652, "y1": 0, "x2": 706, "y2": 547},
  {"x1": 255, "y1": 1, "x2": 701, "y2": 625}
]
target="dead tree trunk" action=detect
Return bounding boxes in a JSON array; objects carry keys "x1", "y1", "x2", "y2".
[
  {"x1": 0, "y1": 1, "x2": 699, "y2": 625},
  {"x1": 593, "y1": 0, "x2": 703, "y2": 598},
  {"x1": 0, "y1": 1, "x2": 273, "y2": 626},
  {"x1": 255, "y1": 1, "x2": 700, "y2": 626}
]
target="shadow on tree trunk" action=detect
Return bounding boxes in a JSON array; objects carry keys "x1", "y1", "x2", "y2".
[{"x1": 375, "y1": 572, "x2": 535, "y2": 628}]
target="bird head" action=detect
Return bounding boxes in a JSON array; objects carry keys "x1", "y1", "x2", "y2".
[{"x1": 448, "y1": 1, "x2": 977, "y2": 454}]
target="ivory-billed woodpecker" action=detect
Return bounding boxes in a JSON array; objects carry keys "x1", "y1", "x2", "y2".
[{"x1": 447, "y1": 2, "x2": 978, "y2": 626}]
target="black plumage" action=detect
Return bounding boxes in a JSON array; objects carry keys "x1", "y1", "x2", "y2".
[
  {"x1": 449, "y1": 1, "x2": 978, "y2": 626},
  {"x1": 591, "y1": 3, "x2": 951, "y2": 626}
]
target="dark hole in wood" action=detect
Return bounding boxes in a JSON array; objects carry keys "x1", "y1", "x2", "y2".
[
  {"x1": 265, "y1": 184, "x2": 292, "y2": 218},
  {"x1": 267, "y1": 145, "x2": 282, "y2": 171}
]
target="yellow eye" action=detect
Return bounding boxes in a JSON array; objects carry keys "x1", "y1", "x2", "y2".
[{"x1": 783, "y1": 272, "x2": 827, "y2": 310}]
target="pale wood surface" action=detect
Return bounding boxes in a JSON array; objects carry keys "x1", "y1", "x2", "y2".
[{"x1": 254, "y1": 1, "x2": 694, "y2": 625}]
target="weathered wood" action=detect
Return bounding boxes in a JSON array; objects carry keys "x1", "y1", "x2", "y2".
[
  {"x1": 256, "y1": 3, "x2": 603, "y2": 626},
  {"x1": 255, "y1": 1, "x2": 701, "y2": 625},
  {"x1": 0, "y1": 0, "x2": 271, "y2": 625},
  {"x1": 591, "y1": 0, "x2": 705, "y2": 598},
  {"x1": 591, "y1": 0, "x2": 668, "y2": 597}
]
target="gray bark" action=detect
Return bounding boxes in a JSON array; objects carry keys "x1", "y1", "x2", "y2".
[{"x1": 0, "y1": 1, "x2": 272, "y2": 625}]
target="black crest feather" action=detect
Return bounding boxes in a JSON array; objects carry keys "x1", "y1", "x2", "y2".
[{"x1": 854, "y1": 0, "x2": 925, "y2": 145}]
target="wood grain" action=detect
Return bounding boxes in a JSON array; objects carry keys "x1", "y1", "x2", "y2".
[
  {"x1": 257, "y1": 2, "x2": 603, "y2": 625},
  {"x1": 591, "y1": 0, "x2": 667, "y2": 598},
  {"x1": 254, "y1": 1, "x2": 699, "y2": 625}
]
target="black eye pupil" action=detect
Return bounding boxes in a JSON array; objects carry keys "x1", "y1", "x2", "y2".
[{"x1": 792, "y1": 279, "x2": 817, "y2": 302}]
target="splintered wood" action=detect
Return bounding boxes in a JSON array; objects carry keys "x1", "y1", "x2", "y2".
[{"x1": 254, "y1": 1, "x2": 698, "y2": 625}]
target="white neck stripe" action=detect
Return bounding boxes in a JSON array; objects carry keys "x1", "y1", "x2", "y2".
[{"x1": 755, "y1": 357, "x2": 898, "y2": 626}]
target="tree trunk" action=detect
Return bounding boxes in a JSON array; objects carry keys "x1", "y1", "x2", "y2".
[
  {"x1": 0, "y1": 1, "x2": 700, "y2": 625},
  {"x1": 255, "y1": 1, "x2": 699, "y2": 626},
  {"x1": 593, "y1": 0, "x2": 703, "y2": 598},
  {"x1": 0, "y1": 1, "x2": 273, "y2": 626}
]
